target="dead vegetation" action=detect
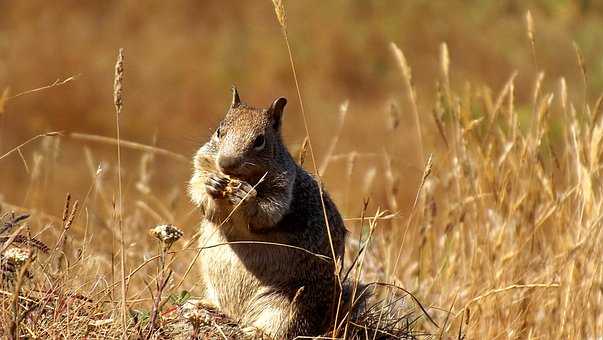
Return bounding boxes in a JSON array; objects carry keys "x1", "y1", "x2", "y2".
[{"x1": 1, "y1": 2, "x2": 603, "y2": 339}]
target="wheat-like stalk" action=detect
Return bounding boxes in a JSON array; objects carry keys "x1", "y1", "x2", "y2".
[
  {"x1": 526, "y1": 10, "x2": 536, "y2": 65},
  {"x1": 560, "y1": 77, "x2": 568, "y2": 114},
  {"x1": 573, "y1": 42, "x2": 589, "y2": 114},
  {"x1": 269, "y1": 0, "x2": 338, "y2": 256},
  {"x1": 440, "y1": 42, "x2": 450, "y2": 96},
  {"x1": 297, "y1": 136, "x2": 309, "y2": 166},
  {"x1": 390, "y1": 42, "x2": 425, "y2": 166},
  {"x1": 114, "y1": 50, "x2": 124, "y2": 115},
  {"x1": 271, "y1": 0, "x2": 287, "y2": 30},
  {"x1": 112, "y1": 47, "x2": 128, "y2": 337},
  {"x1": 270, "y1": 0, "x2": 344, "y2": 333},
  {"x1": 0, "y1": 88, "x2": 9, "y2": 116}
]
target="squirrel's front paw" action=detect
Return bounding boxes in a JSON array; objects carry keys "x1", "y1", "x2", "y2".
[
  {"x1": 227, "y1": 180, "x2": 257, "y2": 206},
  {"x1": 205, "y1": 173, "x2": 229, "y2": 199}
]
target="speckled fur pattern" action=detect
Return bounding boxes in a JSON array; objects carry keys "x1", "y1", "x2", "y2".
[{"x1": 188, "y1": 90, "x2": 347, "y2": 339}]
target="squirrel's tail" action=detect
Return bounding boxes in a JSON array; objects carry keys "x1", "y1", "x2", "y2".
[
  {"x1": 341, "y1": 280, "x2": 372, "y2": 319},
  {"x1": 338, "y1": 281, "x2": 418, "y2": 339}
]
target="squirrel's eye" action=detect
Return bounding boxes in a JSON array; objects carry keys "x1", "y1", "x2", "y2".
[
  {"x1": 216, "y1": 127, "x2": 222, "y2": 138},
  {"x1": 253, "y1": 135, "x2": 266, "y2": 150}
]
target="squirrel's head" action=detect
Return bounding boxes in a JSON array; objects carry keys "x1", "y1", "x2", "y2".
[{"x1": 213, "y1": 86, "x2": 288, "y2": 180}]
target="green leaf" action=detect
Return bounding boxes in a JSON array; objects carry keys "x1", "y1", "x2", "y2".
[
  {"x1": 129, "y1": 309, "x2": 150, "y2": 326},
  {"x1": 169, "y1": 290, "x2": 192, "y2": 306}
]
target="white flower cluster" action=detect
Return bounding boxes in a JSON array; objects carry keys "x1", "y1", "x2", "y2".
[
  {"x1": 151, "y1": 224, "x2": 184, "y2": 245},
  {"x1": 181, "y1": 299, "x2": 212, "y2": 327},
  {"x1": 3, "y1": 247, "x2": 30, "y2": 265}
]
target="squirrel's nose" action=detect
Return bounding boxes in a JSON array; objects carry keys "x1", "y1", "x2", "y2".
[{"x1": 218, "y1": 155, "x2": 240, "y2": 174}]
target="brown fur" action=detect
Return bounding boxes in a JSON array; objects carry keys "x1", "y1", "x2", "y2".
[{"x1": 188, "y1": 88, "x2": 347, "y2": 339}]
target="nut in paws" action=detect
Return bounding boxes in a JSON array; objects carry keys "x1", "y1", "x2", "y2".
[
  {"x1": 205, "y1": 173, "x2": 230, "y2": 199},
  {"x1": 225, "y1": 179, "x2": 257, "y2": 205}
]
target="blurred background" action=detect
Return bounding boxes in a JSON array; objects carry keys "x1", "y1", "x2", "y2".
[
  {"x1": 2, "y1": 0, "x2": 603, "y2": 300},
  {"x1": 2, "y1": 1, "x2": 603, "y2": 212}
]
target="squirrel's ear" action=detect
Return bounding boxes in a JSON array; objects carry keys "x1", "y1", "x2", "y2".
[
  {"x1": 269, "y1": 97, "x2": 287, "y2": 130},
  {"x1": 231, "y1": 85, "x2": 241, "y2": 108}
]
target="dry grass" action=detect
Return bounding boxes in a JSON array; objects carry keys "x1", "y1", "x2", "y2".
[{"x1": 1, "y1": 2, "x2": 603, "y2": 339}]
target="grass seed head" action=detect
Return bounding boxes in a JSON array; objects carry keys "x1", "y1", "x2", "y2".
[
  {"x1": 271, "y1": 0, "x2": 287, "y2": 30},
  {"x1": 440, "y1": 42, "x2": 450, "y2": 85},
  {"x1": 113, "y1": 48, "x2": 125, "y2": 115},
  {"x1": 298, "y1": 136, "x2": 309, "y2": 166},
  {"x1": 390, "y1": 42, "x2": 412, "y2": 85},
  {"x1": 526, "y1": 11, "x2": 535, "y2": 46},
  {"x1": 0, "y1": 88, "x2": 9, "y2": 115}
]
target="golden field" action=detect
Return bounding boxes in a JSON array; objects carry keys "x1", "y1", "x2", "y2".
[{"x1": 1, "y1": 1, "x2": 603, "y2": 338}]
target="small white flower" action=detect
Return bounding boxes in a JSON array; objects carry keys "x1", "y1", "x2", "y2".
[
  {"x1": 181, "y1": 299, "x2": 211, "y2": 326},
  {"x1": 3, "y1": 247, "x2": 30, "y2": 265},
  {"x1": 151, "y1": 224, "x2": 183, "y2": 245}
]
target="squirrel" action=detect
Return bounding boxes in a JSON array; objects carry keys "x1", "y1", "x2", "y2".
[{"x1": 188, "y1": 87, "x2": 348, "y2": 339}]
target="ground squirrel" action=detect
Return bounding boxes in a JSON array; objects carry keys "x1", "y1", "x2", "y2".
[{"x1": 188, "y1": 87, "x2": 347, "y2": 339}]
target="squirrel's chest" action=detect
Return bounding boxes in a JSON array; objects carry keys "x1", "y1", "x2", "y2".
[{"x1": 199, "y1": 220, "x2": 290, "y2": 315}]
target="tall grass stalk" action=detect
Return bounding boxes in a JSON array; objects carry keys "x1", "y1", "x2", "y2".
[
  {"x1": 113, "y1": 48, "x2": 128, "y2": 338},
  {"x1": 270, "y1": 1, "x2": 344, "y2": 334}
]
